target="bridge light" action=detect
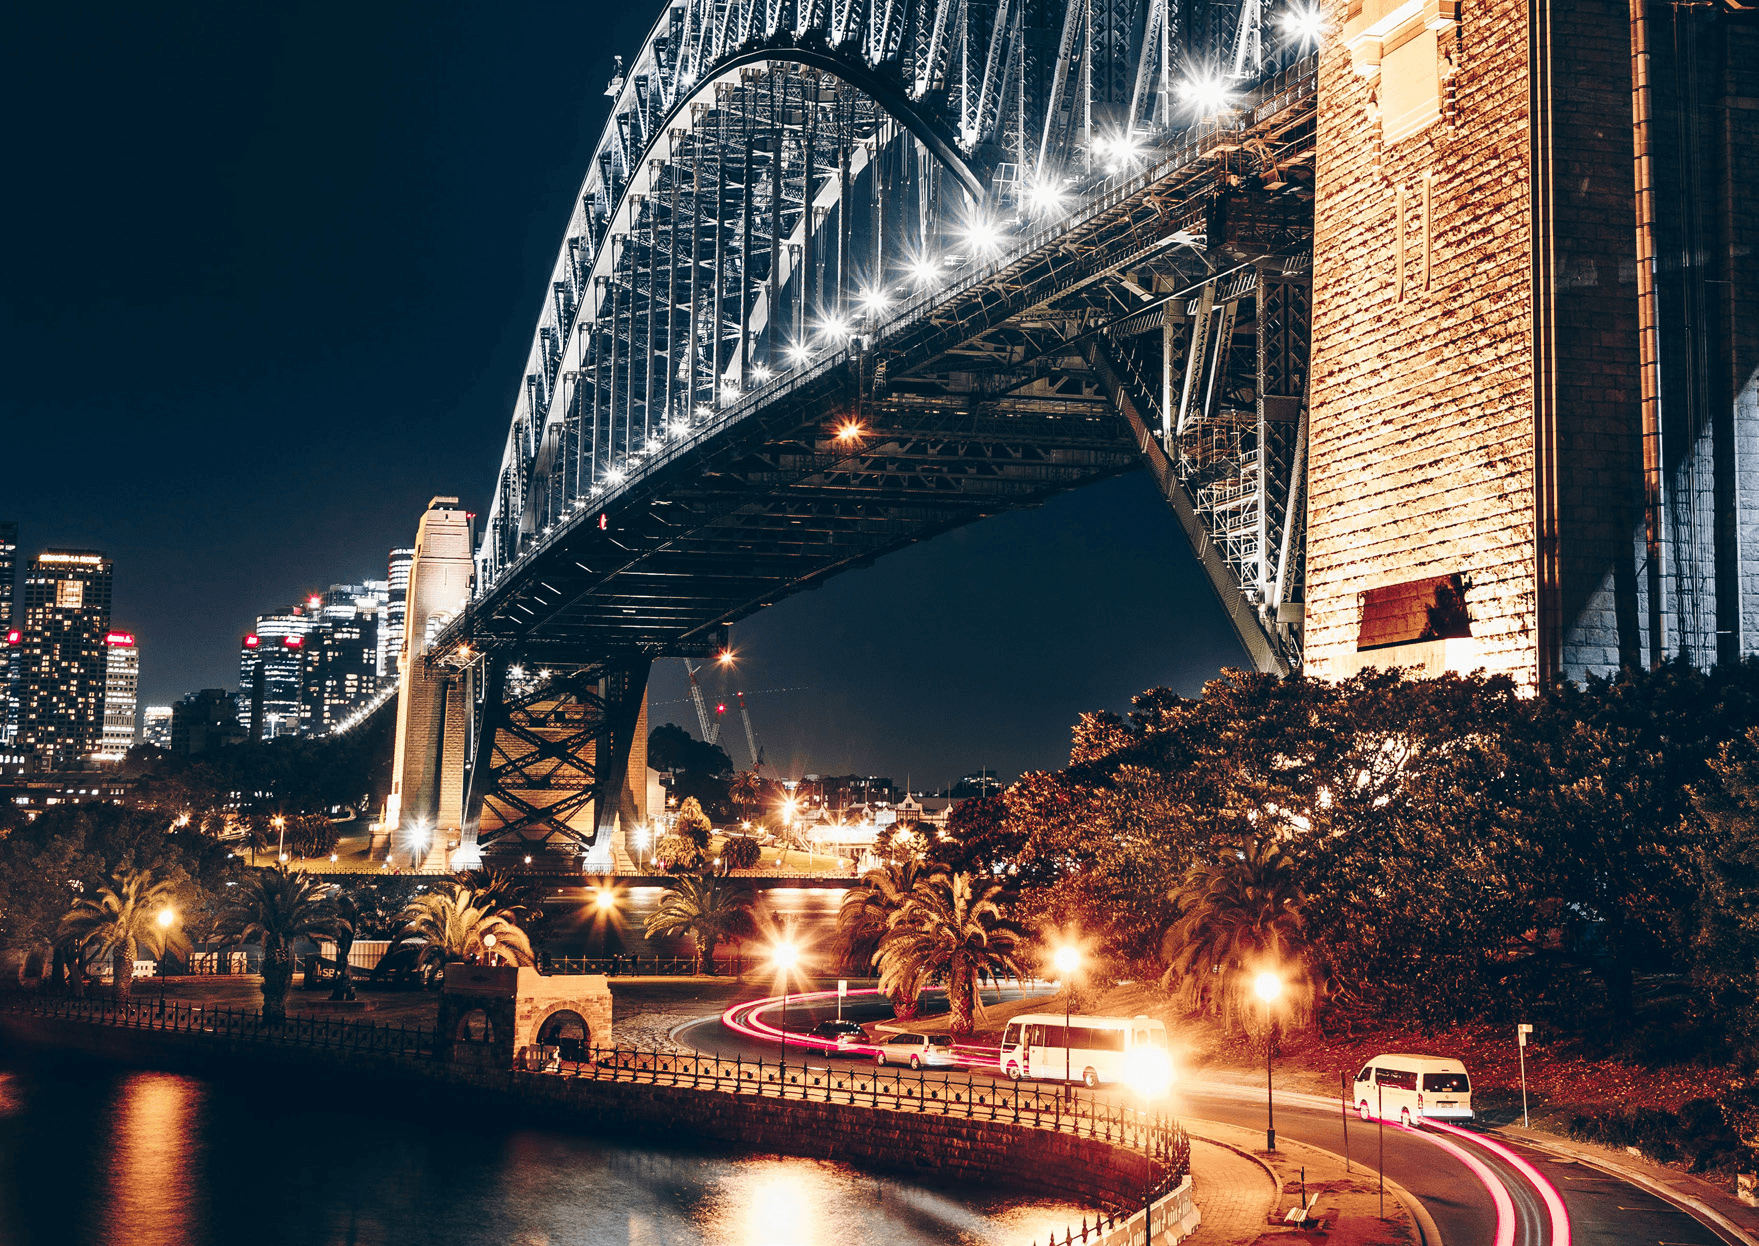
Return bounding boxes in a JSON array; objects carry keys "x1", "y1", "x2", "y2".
[
  {"x1": 964, "y1": 219, "x2": 1002, "y2": 254},
  {"x1": 1278, "y1": 4, "x2": 1326, "y2": 45},
  {"x1": 1178, "y1": 72, "x2": 1233, "y2": 117},
  {"x1": 604, "y1": 467, "x2": 627, "y2": 485},
  {"x1": 818, "y1": 315, "x2": 849, "y2": 342},
  {"x1": 858, "y1": 287, "x2": 890, "y2": 314},
  {"x1": 908, "y1": 257, "x2": 941, "y2": 286},
  {"x1": 1026, "y1": 181, "x2": 1066, "y2": 216},
  {"x1": 787, "y1": 343, "x2": 813, "y2": 365},
  {"x1": 750, "y1": 364, "x2": 772, "y2": 382},
  {"x1": 836, "y1": 420, "x2": 863, "y2": 443}
]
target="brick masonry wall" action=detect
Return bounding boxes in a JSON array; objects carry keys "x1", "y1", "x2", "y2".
[{"x1": 1306, "y1": 0, "x2": 1542, "y2": 685}]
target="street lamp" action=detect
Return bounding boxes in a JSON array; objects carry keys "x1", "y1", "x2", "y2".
[
  {"x1": 772, "y1": 941, "x2": 799, "y2": 1080},
  {"x1": 595, "y1": 888, "x2": 616, "y2": 914},
  {"x1": 482, "y1": 932, "x2": 497, "y2": 965},
  {"x1": 1054, "y1": 946, "x2": 1081, "y2": 1093},
  {"x1": 273, "y1": 815, "x2": 286, "y2": 862},
  {"x1": 1254, "y1": 970, "x2": 1283, "y2": 1151},
  {"x1": 156, "y1": 908, "x2": 176, "y2": 1013}
]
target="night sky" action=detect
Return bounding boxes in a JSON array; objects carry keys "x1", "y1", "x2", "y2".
[{"x1": 4, "y1": 3, "x2": 1245, "y2": 784}]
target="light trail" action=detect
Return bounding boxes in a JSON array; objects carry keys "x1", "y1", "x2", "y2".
[{"x1": 1431, "y1": 1121, "x2": 1572, "y2": 1246}]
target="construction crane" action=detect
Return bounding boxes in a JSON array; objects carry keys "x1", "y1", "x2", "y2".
[
  {"x1": 682, "y1": 659, "x2": 722, "y2": 746},
  {"x1": 735, "y1": 690, "x2": 764, "y2": 772}
]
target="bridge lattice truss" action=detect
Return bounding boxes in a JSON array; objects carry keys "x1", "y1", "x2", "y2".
[{"x1": 439, "y1": 0, "x2": 1317, "y2": 858}]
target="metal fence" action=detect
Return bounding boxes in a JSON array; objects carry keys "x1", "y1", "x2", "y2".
[
  {"x1": 540, "y1": 955, "x2": 746, "y2": 977},
  {"x1": 529, "y1": 1042, "x2": 1191, "y2": 1174},
  {"x1": 3, "y1": 994, "x2": 432, "y2": 1057},
  {"x1": 2, "y1": 993, "x2": 1190, "y2": 1188}
]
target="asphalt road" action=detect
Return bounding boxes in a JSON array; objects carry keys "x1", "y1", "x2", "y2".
[{"x1": 671, "y1": 991, "x2": 1736, "y2": 1246}]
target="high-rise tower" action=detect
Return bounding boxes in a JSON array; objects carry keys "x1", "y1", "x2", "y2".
[
  {"x1": 19, "y1": 550, "x2": 114, "y2": 768},
  {"x1": 95, "y1": 631, "x2": 139, "y2": 762}
]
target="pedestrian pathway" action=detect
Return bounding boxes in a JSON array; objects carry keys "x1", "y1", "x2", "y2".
[{"x1": 1187, "y1": 1135, "x2": 1278, "y2": 1245}]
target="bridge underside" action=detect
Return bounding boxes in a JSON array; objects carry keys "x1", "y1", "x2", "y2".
[{"x1": 425, "y1": 62, "x2": 1316, "y2": 863}]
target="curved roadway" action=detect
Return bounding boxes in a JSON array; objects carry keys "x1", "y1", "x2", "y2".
[{"x1": 669, "y1": 989, "x2": 1735, "y2": 1246}]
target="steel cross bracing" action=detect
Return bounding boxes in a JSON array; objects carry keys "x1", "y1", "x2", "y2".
[{"x1": 440, "y1": 47, "x2": 1314, "y2": 858}]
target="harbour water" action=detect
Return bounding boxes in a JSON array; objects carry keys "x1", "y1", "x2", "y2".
[{"x1": 0, "y1": 1051, "x2": 1085, "y2": 1246}]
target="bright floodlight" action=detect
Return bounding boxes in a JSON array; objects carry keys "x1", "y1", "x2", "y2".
[
  {"x1": 1254, "y1": 971, "x2": 1283, "y2": 1002},
  {"x1": 1026, "y1": 181, "x2": 1066, "y2": 215},
  {"x1": 965, "y1": 218, "x2": 1002, "y2": 253},
  {"x1": 1053, "y1": 946, "x2": 1081, "y2": 977},
  {"x1": 787, "y1": 343, "x2": 812, "y2": 364},
  {"x1": 771, "y1": 941, "x2": 799, "y2": 971},
  {"x1": 819, "y1": 315, "x2": 849, "y2": 342},
  {"x1": 836, "y1": 420, "x2": 863, "y2": 442},
  {"x1": 1179, "y1": 73, "x2": 1233, "y2": 116},
  {"x1": 1125, "y1": 1048, "x2": 1174, "y2": 1099},
  {"x1": 1278, "y1": 3, "x2": 1325, "y2": 44},
  {"x1": 604, "y1": 466, "x2": 627, "y2": 485},
  {"x1": 750, "y1": 364, "x2": 773, "y2": 382},
  {"x1": 718, "y1": 648, "x2": 735, "y2": 666},
  {"x1": 595, "y1": 888, "x2": 616, "y2": 913},
  {"x1": 156, "y1": 909, "x2": 175, "y2": 929},
  {"x1": 860, "y1": 287, "x2": 890, "y2": 314},
  {"x1": 909, "y1": 257, "x2": 941, "y2": 286}
]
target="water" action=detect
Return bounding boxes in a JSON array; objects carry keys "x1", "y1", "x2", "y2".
[{"x1": 0, "y1": 1052, "x2": 1085, "y2": 1246}]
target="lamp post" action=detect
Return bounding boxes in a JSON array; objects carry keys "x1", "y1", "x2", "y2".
[
  {"x1": 482, "y1": 932, "x2": 497, "y2": 965},
  {"x1": 772, "y1": 941, "x2": 799, "y2": 1082},
  {"x1": 1254, "y1": 970, "x2": 1283, "y2": 1151},
  {"x1": 156, "y1": 907, "x2": 176, "y2": 1014},
  {"x1": 273, "y1": 815, "x2": 286, "y2": 862},
  {"x1": 1127, "y1": 1050, "x2": 1173, "y2": 1246},
  {"x1": 1054, "y1": 946, "x2": 1081, "y2": 1096}
]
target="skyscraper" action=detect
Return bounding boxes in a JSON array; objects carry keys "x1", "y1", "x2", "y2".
[
  {"x1": 301, "y1": 584, "x2": 382, "y2": 734},
  {"x1": 382, "y1": 548, "x2": 415, "y2": 680},
  {"x1": 142, "y1": 705, "x2": 173, "y2": 751},
  {"x1": 95, "y1": 631, "x2": 139, "y2": 762},
  {"x1": 0, "y1": 521, "x2": 18, "y2": 753},
  {"x1": 19, "y1": 550, "x2": 114, "y2": 769}
]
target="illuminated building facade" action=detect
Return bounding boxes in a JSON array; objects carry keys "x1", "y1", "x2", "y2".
[
  {"x1": 0, "y1": 521, "x2": 18, "y2": 762},
  {"x1": 381, "y1": 548, "x2": 414, "y2": 680},
  {"x1": 142, "y1": 705, "x2": 173, "y2": 750},
  {"x1": 302, "y1": 584, "x2": 384, "y2": 734},
  {"x1": 19, "y1": 550, "x2": 114, "y2": 768},
  {"x1": 95, "y1": 631, "x2": 139, "y2": 762},
  {"x1": 239, "y1": 612, "x2": 312, "y2": 739}
]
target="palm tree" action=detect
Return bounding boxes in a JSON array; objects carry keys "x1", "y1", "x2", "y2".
[
  {"x1": 330, "y1": 891, "x2": 360, "y2": 1002},
  {"x1": 396, "y1": 886, "x2": 534, "y2": 970},
  {"x1": 58, "y1": 870, "x2": 188, "y2": 1002},
  {"x1": 729, "y1": 770, "x2": 763, "y2": 823},
  {"x1": 1161, "y1": 834, "x2": 1313, "y2": 1034},
  {"x1": 836, "y1": 859, "x2": 932, "y2": 1013},
  {"x1": 874, "y1": 870, "x2": 1023, "y2": 1036},
  {"x1": 222, "y1": 865, "x2": 339, "y2": 1023},
  {"x1": 644, "y1": 872, "x2": 755, "y2": 974}
]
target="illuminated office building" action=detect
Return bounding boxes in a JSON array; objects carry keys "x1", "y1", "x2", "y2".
[
  {"x1": 19, "y1": 550, "x2": 113, "y2": 768},
  {"x1": 94, "y1": 631, "x2": 139, "y2": 762}
]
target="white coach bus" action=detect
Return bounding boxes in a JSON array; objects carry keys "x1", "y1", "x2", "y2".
[{"x1": 999, "y1": 1014, "x2": 1171, "y2": 1089}]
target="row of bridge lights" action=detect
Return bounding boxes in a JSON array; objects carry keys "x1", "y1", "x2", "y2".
[{"x1": 575, "y1": 5, "x2": 1326, "y2": 500}]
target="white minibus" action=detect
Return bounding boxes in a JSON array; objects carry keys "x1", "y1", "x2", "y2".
[
  {"x1": 1352, "y1": 1054, "x2": 1474, "y2": 1125},
  {"x1": 999, "y1": 1014, "x2": 1171, "y2": 1089}
]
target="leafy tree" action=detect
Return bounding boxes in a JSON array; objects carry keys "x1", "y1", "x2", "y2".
[
  {"x1": 1162, "y1": 835, "x2": 1315, "y2": 1035},
  {"x1": 57, "y1": 870, "x2": 189, "y2": 1001},
  {"x1": 729, "y1": 770, "x2": 763, "y2": 822},
  {"x1": 836, "y1": 858, "x2": 933, "y2": 985},
  {"x1": 654, "y1": 834, "x2": 706, "y2": 873},
  {"x1": 396, "y1": 886, "x2": 535, "y2": 969},
  {"x1": 675, "y1": 796, "x2": 714, "y2": 849},
  {"x1": 221, "y1": 866, "x2": 339, "y2": 1023},
  {"x1": 875, "y1": 870, "x2": 1024, "y2": 1036},
  {"x1": 644, "y1": 872, "x2": 755, "y2": 974},
  {"x1": 1688, "y1": 727, "x2": 1759, "y2": 1063},
  {"x1": 285, "y1": 814, "x2": 340, "y2": 859},
  {"x1": 330, "y1": 891, "x2": 360, "y2": 1001},
  {"x1": 647, "y1": 722, "x2": 733, "y2": 776},
  {"x1": 720, "y1": 835, "x2": 762, "y2": 871}
]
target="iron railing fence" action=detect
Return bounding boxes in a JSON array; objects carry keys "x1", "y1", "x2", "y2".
[
  {"x1": 531, "y1": 1042, "x2": 1191, "y2": 1176},
  {"x1": 2, "y1": 993, "x2": 434, "y2": 1058},
  {"x1": 3, "y1": 993, "x2": 1190, "y2": 1186},
  {"x1": 540, "y1": 955, "x2": 745, "y2": 977}
]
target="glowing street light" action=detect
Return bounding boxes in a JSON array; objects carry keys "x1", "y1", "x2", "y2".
[
  {"x1": 1026, "y1": 180, "x2": 1067, "y2": 217},
  {"x1": 964, "y1": 218, "x2": 1002, "y2": 255},
  {"x1": 482, "y1": 931, "x2": 498, "y2": 964},
  {"x1": 750, "y1": 364, "x2": 773, "y2": 382},
  {"x1": 818, "y1": 315, "x2": 850, "y2": 343},
  {"x1": 1054, "y1": 946, "x2": 1081, "y2": 1094},
  {"x1": 718, "y1": 648, "x2": 736, "y2": 667},
  {"x1": 156, "y1": 908, "x2": 175, "y2": 929},
  {"x1": 858, "y1": 287, "x2": 890, "y2": 315},
  {"x1": 595, "y1": 887, "x2": 617, "y2": 914},
  {"x1": 908, "y1": 257, "x2": 941, "y2": 286},
  {"x1": 835, "y1": 420, "x2": 863, "y2": 443},
  {"x1": 1254, "y1": 970, "x2": 1284, "y2": 1150},
  {"x1": 272, "y1": 814, "x2": 287, "y2": 862},
  {"x1": 787, "y1": 342, "x2": 813, "y2": 365},
  {"x1": 772, "y1": 940, "x2": 801, "y2": 1076}
]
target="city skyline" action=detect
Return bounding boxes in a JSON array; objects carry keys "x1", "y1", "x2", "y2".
[{"x1": 3, "y1": 4, "x2": 1248, "y2": 782}]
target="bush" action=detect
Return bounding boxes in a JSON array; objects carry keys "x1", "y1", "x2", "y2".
[
  {"x1": 1566, "y1": 1099, "x2": 1746, "y2": 1172},
  {"x1": 721, "y1": 836, "x2": 762, "y2": 871},
  {"x1": 676, "y1": 797, "x2": 713, "y2": 849},
  {"x1": 286, "y1": 814, "x2": 340, "y2": 859}
]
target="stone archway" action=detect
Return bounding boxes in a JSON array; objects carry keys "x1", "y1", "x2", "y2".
[{"x1": 534, "y1": 1007, "x2": 591, "y2": 1062}]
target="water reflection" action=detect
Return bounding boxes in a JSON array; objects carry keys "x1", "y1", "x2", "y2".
[{"x1": 0, "y1": 1055, "x2": 1086, "y2": 1246}]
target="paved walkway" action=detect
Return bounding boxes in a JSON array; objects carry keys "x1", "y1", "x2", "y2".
[{"x1": 1188, "y1": 1135, "x2": 1279, "y2": 1245}]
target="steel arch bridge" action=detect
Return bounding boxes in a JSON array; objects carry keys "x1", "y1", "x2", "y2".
[{"x1": 390, "y1": 0, "x2": 1319, "y2": 870}]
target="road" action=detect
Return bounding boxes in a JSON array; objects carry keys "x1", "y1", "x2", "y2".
[{"x1": 670, "y1": 990, "x2": 1735, "y2": 1246}]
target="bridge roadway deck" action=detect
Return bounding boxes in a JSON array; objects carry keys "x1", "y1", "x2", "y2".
[{"x1": 438, "y1": 59, "x2": 1317, "y2": 664}]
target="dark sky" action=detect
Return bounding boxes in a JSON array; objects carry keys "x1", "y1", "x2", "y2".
[{"x1": 3, "y1": 2, "x2": 1245, "y2": 784}]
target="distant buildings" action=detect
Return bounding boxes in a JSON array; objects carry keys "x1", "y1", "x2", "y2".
[
  {"x1": 94, "y1": 631, "x2": 139, "y2": 762},
  {"x1": 0, "y1": 521, "x2": 18, "y2": 757},
  {"x1": 382, "y1": 548, "x2": 413, "y2": 680},
  {"x1": 142, "y1": 705, "x2": 173, "y2": 750},
  {"x1": 19, "y1": 550, "x2": 114, "y2": 769},
  {"x1": 171, "y1": 689, "x2": 243, "y2": 757}
]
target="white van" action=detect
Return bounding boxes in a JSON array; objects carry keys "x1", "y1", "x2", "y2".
[
  {"x1": 1353, "y1": 1054, "x2": 1473, "y2": 1125},
  {"x1": 999, "y1": 1014, "x2": 1171, "y2": 1089}
]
